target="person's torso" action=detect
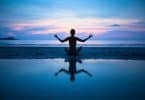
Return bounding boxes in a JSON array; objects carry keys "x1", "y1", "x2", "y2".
[{"x1": 68, "y1": 36, "x2": 77, "y2": 49}]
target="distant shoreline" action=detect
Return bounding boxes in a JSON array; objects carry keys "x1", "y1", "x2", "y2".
[{"x1": 0, "y1": 37, "x2": 17, "y2": 40}]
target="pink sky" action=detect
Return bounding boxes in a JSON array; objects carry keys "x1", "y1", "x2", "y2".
[{"x1": 10, "y1": 17, "x2": 143, "y2": 35}]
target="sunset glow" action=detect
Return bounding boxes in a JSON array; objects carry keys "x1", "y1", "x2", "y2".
[{"x1": 0, "y1": 0, "x2": 145, "y2": 40}]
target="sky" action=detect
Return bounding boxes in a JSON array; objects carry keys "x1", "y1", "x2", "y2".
[{"x1": 0, "y1": 0, "x2": 145, "y2": 40}]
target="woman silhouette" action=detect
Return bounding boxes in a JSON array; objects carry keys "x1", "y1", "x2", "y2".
[{"x1": 54, "y1": 29, "x2": 93, "y2": 55}]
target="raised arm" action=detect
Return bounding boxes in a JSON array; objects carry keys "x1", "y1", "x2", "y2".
[
  {"x1": 54, "y1": 34, "x2": 69, "y2": 42},
  {"x1": 77, "y1": 34, "x2": 93, "y2": 42}
]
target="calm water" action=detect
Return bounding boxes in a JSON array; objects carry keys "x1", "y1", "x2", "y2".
[
  {"x1": 0, "y1": 40, "x2": 145, "y2": 47},
  {"x1": 1, "y1": 58, "x2": 145, "y2": 100}
]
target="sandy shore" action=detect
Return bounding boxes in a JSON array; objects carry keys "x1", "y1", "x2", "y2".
[{"x1": 0, "y1": 47, "x2": 145, "y2": 59}]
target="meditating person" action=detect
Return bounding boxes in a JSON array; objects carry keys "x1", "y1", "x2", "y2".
[{"x1": 54, "y1": 29, "x2": 93, "y2": 55}]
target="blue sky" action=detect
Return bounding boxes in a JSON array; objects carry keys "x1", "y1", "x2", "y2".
[{"x1": 0, "y1": 0, "x2": 145, "y2": 40}]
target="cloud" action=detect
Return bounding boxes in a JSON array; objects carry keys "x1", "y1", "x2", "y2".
[
  {"x1": 6, "y1": 17, "x2": 140, "y2": 35},
  {"x1": 133, "y1": 21, "x2": 145, "y2": 26},
  {"x1": 0, "y1": 26, "x2": 16, "y2": 38},
  {"x1": 1, "y1": 24, "x2": 145, "y2": 40},
  {"x1": 118, "y1": 21, "x2": 145, "y2": 32},
  {"x1": 110, "y1": 24, "x2": 121, "y2": 27},
  {"x1": 93, "y1": 30, "x2": 145, "y2": 40},
  {"x1": 1, "y1": 16, "x2": 145, "y2": 40}
]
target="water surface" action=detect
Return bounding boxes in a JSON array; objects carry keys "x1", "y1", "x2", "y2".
[
  {"x1": 1, "y1": 59, "x2": 145, "y2": 100},
  {"x1": 1, "y1": 40, "x2": 145, "y2": 47}
]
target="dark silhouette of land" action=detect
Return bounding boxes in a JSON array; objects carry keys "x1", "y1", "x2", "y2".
[
  {"x1": 0, "y1": 36, "x2": 16, "y2": 40},
  {"x1": 54, "y1": 29, "x2": 92, "y2": 55},
  {"x1": 55, "y1": 56, "x2": 92, "y2": 82}
]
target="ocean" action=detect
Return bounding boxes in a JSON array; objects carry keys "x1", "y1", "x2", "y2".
[{"x1": 0, "y1": 40, "x2": 145, "y2": 47}]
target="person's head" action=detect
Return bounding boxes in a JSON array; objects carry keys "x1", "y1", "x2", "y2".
[{"x1": 70, "y1": 29, "x2": 75, "y2": 36}]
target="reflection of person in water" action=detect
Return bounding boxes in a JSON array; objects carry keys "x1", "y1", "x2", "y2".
[
  {"x1": 54, "y1": 29, "x2": 93, "y2": 55},
  {"x1": 55, "y1": 56, "x2": 92, "y2": 82}
]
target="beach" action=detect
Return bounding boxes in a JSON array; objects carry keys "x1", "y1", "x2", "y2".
[
  {"x1": 0, "y1": 46, "x2": 145, "y2": 60},
  {"x1": 1, "y1": 0, "x2": 145, "y2": 99},
  {"x1": 1, "y1": 41, "x2": 145, "y2": 100}
]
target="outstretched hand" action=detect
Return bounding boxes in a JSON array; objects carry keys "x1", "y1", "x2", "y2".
[
  {"x1": 89, "y1": 34, "x2": 93, "y2": 38},
  {"x1": 54, "y1": 34, "x2": 58, "y2": 38}
]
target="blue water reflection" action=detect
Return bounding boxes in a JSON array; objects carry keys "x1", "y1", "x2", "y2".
[
  {"x1": 1, "y1": 59, "x2": 145, "y2": 100},
  {"x1": 55, "y1": 56, "x2": 92, "y2": 82}
]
